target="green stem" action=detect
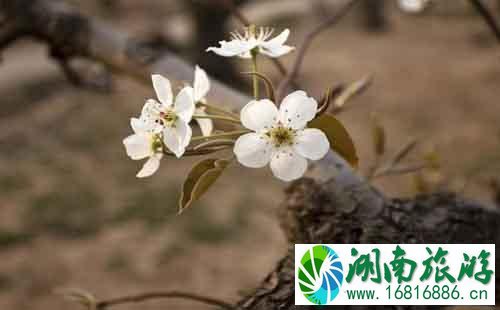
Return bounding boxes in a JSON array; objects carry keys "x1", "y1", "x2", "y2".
[
  {"x1": 192, "y1": 114, "x2": 241, "y2": 125},
  {"x1": 163, "y1": 147, "x2": 227, "y2": 157},
  {"x1": 198, "y1": 102, "x2": 240, "y2": 119},
  {"x1": 251, "y1": 50, "x2": 259, "y2": 100},
  {"x1": 191, "y1": 130, "x2": 250, "y2": 142}
]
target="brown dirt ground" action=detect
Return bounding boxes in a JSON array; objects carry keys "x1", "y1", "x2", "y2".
[{"x1": 0, "y1": 1, "x2": 499, "y2": 309}]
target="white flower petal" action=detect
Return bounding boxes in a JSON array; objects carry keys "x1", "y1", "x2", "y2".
[
  {"x1": 163, "y1": 120, "x2": 192, "y2": 158},
  {"x1": 234, "y1": 133, "x2": 272, "y2": 168},
  {"x1": 240, "y1": 99, "x2": 278, "y2": 132},
  {"x1": 123, "y1": 133, "x2": 152, "y2": 160},
  {"x1": 179, "y1": 120, "x2": 193, "y2": 149},
  {"x1": 130, "y1": 117, "x2": 155, "y2": 134},
  {"x1": 293, "y1": 128, "x2": 330, "y2": 160},
  {"x1": 398, "y1": 0, "x2": 429, "y2": 13},
  {"x1": 152, "y1": 74, "x2": 173, "y2": 106},
  {"x1": 137, "y1": 154, "x2": 162, "y2": 178},
  {"x1": 174, "y1": 86, "x2": 195, "y2": 123},
  {"x1": 261, "y1": 29, "x2": 290, "y2": 49},
  {"x1": 194, "y1": 66, "x2": 210, "y2": 102},
  {"x1": 130, "y1": 117, "x2": 145, "y2": 134},
  {"x1": 141, "y1": 99, "x2": 161, "y2": 118},
  {"x1": 279, "y1": 91, "x2": 318, "y2": 129},
  {"x1": 270, "y1": 148, "x2": 307, "y2": 181},
  {"x1": 206, "y1": 40, "x2": 254, "y2": 58},
  {"x1": 194, "y1": 107, "x2": 213, "y2": 136},
  {"x1": 140, "y1": 99, "x2": 164, "y2": 133},
  {"x1": 260, "y1": 45, "x2": 294, "y2": 58}
]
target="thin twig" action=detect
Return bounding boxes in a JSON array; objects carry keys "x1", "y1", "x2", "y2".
[
  {"x1": 388, "y1": 138, "x2": 418, "y2": 167},
  {"x1": 241, "y1": 71, "x2": 276, "y2": 102},
  {"x1": 469, "y1": 0, "x2": 500, "y2": 43},
  {"x1": 191, "y1": 129, "x2": 250, "y2": 142},
  {"x1": 198, "y1": 102, "x2": 240, "y2": 119},
  {"x1": 373, "y1": 162, "x2": 428, "y2": 179},
  {"x1": 164, "y1": 146, "x2": 229, "y2": 157},
  {"x1": 276, "y1": 0, "x2": 360, "y2": 100},
  {"x1": 194, "y1": 138, "x2": 235, "y2": 150},
  {"x1": 193, "y1": 113, "x2": 242, "y2": 124},
  {"x1": 95, "y1": 291, "x2": 235, "y2": 309}
]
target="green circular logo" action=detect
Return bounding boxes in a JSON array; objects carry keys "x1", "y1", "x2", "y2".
[{"x1": 297, "y1": 245, "x2": 344, "y2": 305}]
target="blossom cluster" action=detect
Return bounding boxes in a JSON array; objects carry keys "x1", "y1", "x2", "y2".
[{"x1": 123, "y1": 26, "x2": 330, "y2": 182}]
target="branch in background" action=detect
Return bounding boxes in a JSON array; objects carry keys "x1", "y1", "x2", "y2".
[
  {"x1": 276, "y1": 0, "x2": 360, "y2": 100},
  {"x1": 469, "y1": 0, "x2": 500, "y2": 42},
  {"x1": 0, "y1": 0, "x2": 249, "y2": 106},
  {"x1": 218, "y1": 0, "x2": 251, "y2": 26},
  {"x1": 96, "y1": 291, "x2": 235, "y2": 310},
  {"x1": 57, "y1": 288, "x2": 235, "y2": 310}
]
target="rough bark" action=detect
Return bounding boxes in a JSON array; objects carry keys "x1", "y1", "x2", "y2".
[
  {"x1": 239, "y1": 179, "x2": 499, "y2": 309},
  {"x1": 0, "y1": 0, "x2": 248, "y2": 110}
]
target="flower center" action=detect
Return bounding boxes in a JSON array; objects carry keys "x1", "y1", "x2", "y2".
[
  {"x1": 150, "y1": 134, "x2": 163, "y2": 153},
  {"x1": 230, "y1": 25, "x2": 274, "y2": 42},
  {"x1": 159, "y1": 110, "x2": 178, "y2": 127},
  {"x1": 267, "y1": 125, "x2": 296, "y2": 147}
]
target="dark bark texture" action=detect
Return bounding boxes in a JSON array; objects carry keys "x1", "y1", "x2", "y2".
[{"x1": 238, "y1": 178, "x2": 499, "y2": 309}]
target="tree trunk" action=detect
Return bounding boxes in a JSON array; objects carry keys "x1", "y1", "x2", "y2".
[
  {"x1": 359, "y1": 0, "x2": 387, "y2": 32},
  {"x1": 238, "y1": 179, "x2": 500, "y2": 309}
]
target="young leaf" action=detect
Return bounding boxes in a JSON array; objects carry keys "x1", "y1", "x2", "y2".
[
  {"x1": 333, "y1": 75, "x2": 372, "y2": 111},
  {"x1": 317, "y1": 85, "x2": 344, "y2": 116},
  {"x1": 179, "y1": 158, "x2": 230, "y2": 214},
  {"x1": 371, "y1": 115, "x2": 386, "y2": 157},
  {"x1": 308, "y1": 114, "x2": 359, "y2": 168}
]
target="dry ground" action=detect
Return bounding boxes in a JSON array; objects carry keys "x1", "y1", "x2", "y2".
[{"x1": 0, "y1": 1, "x2": 499, "y2": 309}]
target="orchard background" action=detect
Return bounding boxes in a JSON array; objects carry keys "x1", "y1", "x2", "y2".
[{"x1": 0, "y1": 0, "x2": 499, "y2": 309}]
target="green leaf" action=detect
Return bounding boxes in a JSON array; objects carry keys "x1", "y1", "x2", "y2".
[
  {"x1": 179, "y1": 158, "x2": 230, "y2": 214},
  {"x1": 309, "y1": 114, "x2": 359, "y2": 168}
]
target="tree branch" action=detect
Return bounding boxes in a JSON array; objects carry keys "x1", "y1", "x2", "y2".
[
  {"x1": 0, "y1": 0, "x2": 362, "y2": 190},
  {"x1": 276, "y1": 0, "x2": 360, "y2": 100},
  {"x1": 469, "y1": 0, "x2": 500, "y2": 43}
]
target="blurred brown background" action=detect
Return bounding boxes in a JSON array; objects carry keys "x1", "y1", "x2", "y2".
[{"x1": 0, "y1": 0, "x2": 499, "y2": 309}]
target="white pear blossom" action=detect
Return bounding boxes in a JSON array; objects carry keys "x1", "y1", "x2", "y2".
[
  {"x1": 397, "y1": 0, "x2": 431, "y2": 13},
  {"x1": 207, "y1": 26, "x2": 294, "y2": 59},
  {"x1": 234, "y1": 91, "x2": 330, "y2": 181},
  {"x1": 123, "y1": 118, "x2": 164, "y2": 178},
  {"x1": 193, "y1": 66, "x2": 213, "y2": 136},
  {"x1": 140, "y1": 74, "x2": 195, "y2": 158}
]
